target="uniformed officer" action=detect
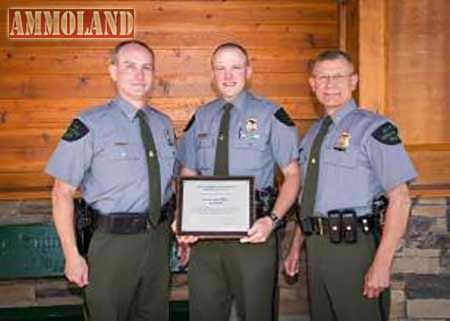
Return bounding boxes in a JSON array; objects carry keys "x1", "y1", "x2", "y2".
[
  {"x1": 46, "y1": 40, "x2": 176, "y2": 321},
  {"x1": 176, "y1": 42, "x2": 300, "y2": 321},
  {"x1": 284, "y1": 50, "x2": 417, "y2": 321}
]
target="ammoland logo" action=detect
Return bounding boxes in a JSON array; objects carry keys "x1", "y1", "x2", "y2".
[{"x1": 8, "y1": 8, "x2": 135, "y2": 39}]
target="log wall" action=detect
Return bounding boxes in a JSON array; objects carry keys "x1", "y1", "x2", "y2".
[{"x1": 0, "y1": 0, "x2": 338, "y2": 199}]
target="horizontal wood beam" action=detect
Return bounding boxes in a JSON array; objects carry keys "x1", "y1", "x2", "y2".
[
  {"x1": 410, "y1": 184, "x2": 450, "y2": 199},
  {"x1": 406, "y1": 144, "x2": 450, "y2": 152},
  {"x1": 1, "y1": 184, "x2": 450, "y2": 201}
]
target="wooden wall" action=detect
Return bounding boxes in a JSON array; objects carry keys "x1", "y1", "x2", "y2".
[
  {"x1": 387, "y1": 0, "x2": 450, "y2": 187},
  {"x1": 341, "y1": 0, "x2": 450, "y2": 195},
  {"x1": 2, "y1": 0, "x2": 448, "y2": 200},
  {"x1": 0, "y1": 0, "x2": 338, "y2": 199}
]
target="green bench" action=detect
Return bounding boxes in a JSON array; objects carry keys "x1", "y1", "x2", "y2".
[{"x1": 0, "y1": 222, "x2": 188, "y2": 321}]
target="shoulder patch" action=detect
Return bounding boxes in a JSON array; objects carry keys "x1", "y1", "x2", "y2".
[
  {"x1": 274, "y1": 108, "x2": 295, "y2": 127},
  {"x1": 183, "y1": 115, "x2": 196, "y2": 132},
  {"x1": 371, "y1": 122, "x2": 401, "y2": 145},
  {"x1": 62, "y1": 119, "x2": 90, "y2": 142}
]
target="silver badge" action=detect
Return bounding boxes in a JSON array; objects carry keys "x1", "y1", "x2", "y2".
[
  {"x1": 245, "y1": 118, "x2": 260, "y2": 139},
  {"x1": 246, "y1": 118, "x2": 258, "y2": 133},
  {"x1": 334, "y1": 131, "x2": 351, "y2": 151}
]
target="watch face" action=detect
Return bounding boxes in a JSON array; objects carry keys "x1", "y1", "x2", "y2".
[{"x1": 268, "y1": 212, "x2": 285, "y2": 230}]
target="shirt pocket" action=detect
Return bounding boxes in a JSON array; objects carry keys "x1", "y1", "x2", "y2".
[
  {"x1": 321, "y1": 146, "x2": 373, "y2": 206},
  {"x1": 196, "y1": 134, "x2": 215, "y2": 170},
  {"x1": 233, "y1": 138, "x2": 268, "y2": 151},
  {"x1": 231, "y1": 137, "x2": 270, "y2": 170},
  {"x1": 322, "y1": 148, "x2": 358, "y2": 168},
  {"x1": 93, "y1": 143, "x2": 144, "y2": 186},
  {"x1": 158, "y1": 143, "x2": 176, "y2": 184},
  {"x1": 103, "y1": 144, "x2": 141, "y2": 161}
]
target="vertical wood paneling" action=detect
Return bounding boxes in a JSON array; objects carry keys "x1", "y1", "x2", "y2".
[
  {"x1": 387, "y1": 0, "x2": 450, "y2": 185},
  {"x1": 339, "y1": 0, "x2": 450, "y2": 188},
  {"x1": 388, "y1": 0, "x2": 450, "y2": 145},
  {"x1": 358, "y1": 0, "x2": 386, "y2": 113},
  {"x1": 342, "y1": 0, "x2": 359, "y2": 73}
]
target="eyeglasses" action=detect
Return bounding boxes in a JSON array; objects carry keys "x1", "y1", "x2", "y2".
[{"x1": 313, "y1": 73, "x2": 354, "y2": 86}]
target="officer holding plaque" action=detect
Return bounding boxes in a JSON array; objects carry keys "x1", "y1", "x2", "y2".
[{"x1": 176, "y1": 42, "x2": 300, "y2": 321}]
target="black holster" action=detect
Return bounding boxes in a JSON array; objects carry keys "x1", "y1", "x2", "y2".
[
  {"x1": 372, "y1": 195, "x2": 389, "y2": 229},
  {"x1": 255, "y1": 187, "x2": 285, "y2": 230},
  {"x1": 255, "y1": 186, "x2": 278, "y2": 216},
  {"x1": 74, "y1": 198, "x2": 96, "y2": 256}
]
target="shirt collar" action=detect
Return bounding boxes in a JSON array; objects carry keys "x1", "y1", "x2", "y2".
[
  {"x1": 113, "y1": 96, "x2": 147, "y2": 121},
  {"x1": 330, "y1": 99, "x2": 357, "y2": 126},
  {"x1": 218, "y1": 90, "x2": 247, "y2": 112}
]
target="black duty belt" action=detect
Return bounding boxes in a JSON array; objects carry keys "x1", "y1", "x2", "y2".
[
  {"x1": 299, "y1": 213, "x2": 380, "y2": 244},
  {"x1": 95, "y1": 201, "x2": 173, "y2": 234},
  {"x1": 301, "y1": 215, "x2": 378, "y2": 235}
]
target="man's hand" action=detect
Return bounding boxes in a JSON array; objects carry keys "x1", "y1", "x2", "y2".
[
  {"x1": 363, "y1": 183, "x2": 411, "y2": 298},
  {"x1": 177, "y1": 235, "x2": 199, "y2": 244},
  {"x1": 176, "y1": 242, "x2": 191, "y2": 267},
  {"x1": 51, "y1": 180, "x2": 88, "y2": 287},
  {"x1": 240, "y1": 216, "x2": 273, "y2": 243},
  {"x1": 171, "y1": 220, "x2": 196, "y2": 266},
  {"x1": 283, "y1": 246, "x2": 300, "y2": 277},
  {"x1": 283, "y1": 226, "x2": 304, "y2": 277},
  {"x1": 363, "y1": 262, "x2": 390, "y2": 298},
  {"x1": 171, "y1": 219, "x2": 199, "y2": 244},
  {"x1": 363, "y1": 184, "x2": 411, "y2": 298},
  {"x1": 65, "y1": 254, "x2": 89, "y2": 287}
]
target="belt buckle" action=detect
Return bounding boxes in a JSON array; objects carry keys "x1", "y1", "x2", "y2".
[{"x1": 317, "y1": 217, "x2": 324, "y2": 236}]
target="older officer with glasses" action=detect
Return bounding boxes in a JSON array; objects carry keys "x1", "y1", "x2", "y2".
[{"x1": 284, "y1": 50, "x2": 417, "y2": 321}]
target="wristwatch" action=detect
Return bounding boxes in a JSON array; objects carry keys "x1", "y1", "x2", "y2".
[{"x1": 269, "y1": 212, "x2": 284, "y2": 230}]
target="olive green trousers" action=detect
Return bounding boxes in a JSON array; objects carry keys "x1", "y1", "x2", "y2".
[
  {"x1": 188, "y1": 234, "x2": 279, "y2": 321},
  {"x1": 305, "y1": 231, "x2": 390, "y2": 321},
  {"x1": 85, "y1": 221, "x2": 171, "y2": 321}
]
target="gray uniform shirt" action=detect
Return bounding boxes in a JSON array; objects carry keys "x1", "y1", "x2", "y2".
[
  {"x1": 177, "y1": 90, "x2": 299, "y2": 190},
  {"x1": 299, "y1": 99, "x2": 417, "y2": 216},
  {"x1": 46, "y1": 97, "x2": 176, "y2": 214}
]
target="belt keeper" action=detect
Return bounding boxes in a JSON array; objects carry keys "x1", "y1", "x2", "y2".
[{"x1": 317, "y1": 217, "x2": 324, "y2": 236}]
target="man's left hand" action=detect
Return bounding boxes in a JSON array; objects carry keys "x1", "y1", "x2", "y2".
[
  {"x1": 240, "y1": 216, "x2": 273, "y2": 243},
  {"x1": 363, "y1": 262, "x2": 391, "y2": 298}
]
